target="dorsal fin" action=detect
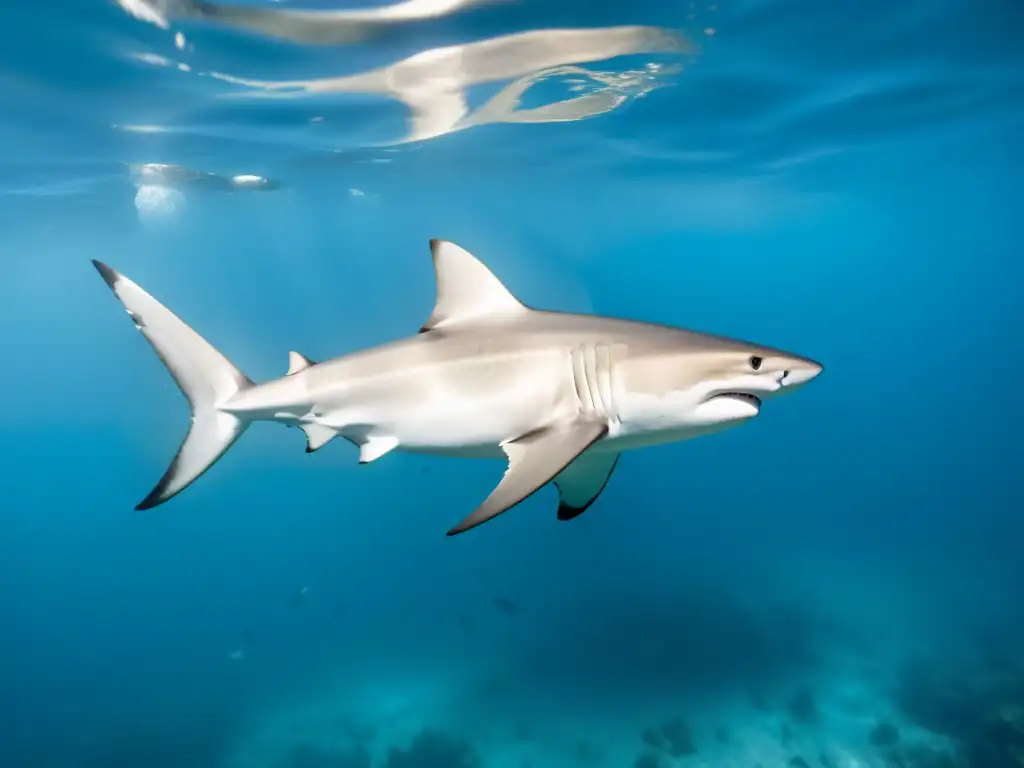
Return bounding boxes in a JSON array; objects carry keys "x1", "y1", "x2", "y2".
[
  {"x1": 419, "y1": 239, "x2": 526, "y2": 333},
  {"x1": 286, "y1": 351, "x2": 316, "y2": 375}
]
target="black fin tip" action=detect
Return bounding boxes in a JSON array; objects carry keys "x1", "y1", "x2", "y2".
[{"x1": 92, "y1": 260, "x2": 121, "y2": 289}]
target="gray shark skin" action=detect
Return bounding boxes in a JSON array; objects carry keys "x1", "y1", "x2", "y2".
[{"x1": 92, "y1": 240, "x2": 822, "y2": 536}]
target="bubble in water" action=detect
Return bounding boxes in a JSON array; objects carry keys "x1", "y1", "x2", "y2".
[{"x1": 134, "y1": 184, "x2": 185, "y2": 223}]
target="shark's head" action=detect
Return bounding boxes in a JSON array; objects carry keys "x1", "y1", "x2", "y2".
[
  {"x1": 687, "y1": 343, "x2": 823, "y2": 424},
  {"x1": 617, "y1": 332, "x2": 823, "y2": 441}
]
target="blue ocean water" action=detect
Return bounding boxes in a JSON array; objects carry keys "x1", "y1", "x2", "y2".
[{"x1": 2, "y1": 0, "x2": 1023, "y2": 766}]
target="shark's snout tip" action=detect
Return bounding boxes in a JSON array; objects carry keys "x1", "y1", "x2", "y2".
[{"x1": 783, "y1": 360, "x2": 823, "y2": 388}]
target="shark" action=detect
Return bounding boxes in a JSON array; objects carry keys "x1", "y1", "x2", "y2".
[{"x1": 92, "y1": 239, "x2": 822, "y2": 536}]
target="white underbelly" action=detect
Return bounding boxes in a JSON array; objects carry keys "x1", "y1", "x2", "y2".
[
  {"x1": 387, "y1": 392, "x2": 540, "y2": 451},
  {"x1": 602, "y1": 384, "x2": 754, "y2": 452},
  {"x1": 313, "y1": 351, "x2": 578, "y2": 455}
]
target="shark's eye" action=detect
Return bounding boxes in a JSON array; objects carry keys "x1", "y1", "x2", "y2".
[{"x1": 749, "y1": 355, "x2": 763, "y2": 371}]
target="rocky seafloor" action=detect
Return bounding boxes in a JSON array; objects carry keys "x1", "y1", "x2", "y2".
[{"x1": 222, "y1": 645, "x2": 1024, "y2": 768}]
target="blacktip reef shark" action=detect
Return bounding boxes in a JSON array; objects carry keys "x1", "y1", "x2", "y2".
[{"x1": 92, "y1": 240, "x2": 822, "y2": 536}]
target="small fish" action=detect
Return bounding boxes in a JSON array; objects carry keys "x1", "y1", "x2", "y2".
[
  {"x1": 227, "y1": 649, "x2": 245, "y2": 661},
  {"x1": 294, "y1": 585, "x2": 309, "y2": 605},
  {"x1": 492, "y1": 596, "x2": 520, "y2": 616}
]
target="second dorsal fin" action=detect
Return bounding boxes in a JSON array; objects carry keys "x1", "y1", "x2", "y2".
[
  {"x1": 286, "y1": 351, "x2": 316, "y2": 375},
  {"x1": 419, "y1": 239, "x2": 526, "y2": 333}
]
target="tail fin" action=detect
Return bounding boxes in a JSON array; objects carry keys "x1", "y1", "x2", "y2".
[{"x1": 92, "y1": 261, "x2": 253, "y2": 510}]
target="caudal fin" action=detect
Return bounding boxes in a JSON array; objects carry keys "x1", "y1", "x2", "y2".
[{"x1": 92, "y1": 261, "x2": 253, "y2": 510}]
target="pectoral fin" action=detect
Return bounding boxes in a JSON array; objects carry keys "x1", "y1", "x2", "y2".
[
  {"x1": 554, "y1": 451, "x2": 620, "y2": 521},
  {"x1": 446, "y1": 419, "x2": 609, "y2": 536}
]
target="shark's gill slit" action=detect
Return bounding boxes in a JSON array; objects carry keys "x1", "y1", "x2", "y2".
[
  {"x1": 570, "y1": 345, "x2": 594, "y2": 414},
  {"x1": 584, "y1": 345, "x2": 602, "y2": 417},
  {"x1": 595, "y1": 344, "x2": 615, "y2": 421}
]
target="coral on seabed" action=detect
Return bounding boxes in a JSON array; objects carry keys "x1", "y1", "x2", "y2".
[
  {"x1": 278, "y1": 743, "x2": 372, "y2": 768},
  {"x1": 640, "y1": 715, "x2": 697, "y2": 759},
  {"x1": 868, "y1": 722, "x2": 901, "y2": 748},
  {"x1": 895, "y1": 652, "x2": 1024, "y2": 767},
  {"x1": 632, "y1": 751, "x2": 661, "y2": 768},
  {"x1": 385, "y1": 729, "x2": 481, "y2": 768},
  {"x1": 785, "y1": 686, "x2": 819, "y2": 725}
]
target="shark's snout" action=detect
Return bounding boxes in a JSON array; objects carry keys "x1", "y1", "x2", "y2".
[{"x1": 780, "y1": 360, "x2": 823, "y2": 389}]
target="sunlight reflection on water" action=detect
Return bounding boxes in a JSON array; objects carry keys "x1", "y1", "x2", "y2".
[{"x1": 205, "y1": 26, "x2": 694, "y2": 144}]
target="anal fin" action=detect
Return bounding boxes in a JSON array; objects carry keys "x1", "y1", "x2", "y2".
[
  {"x1": 358, "y1": 435, "x2": 400, "y2": 464},
  {"x1": 554, "y1": 451, "x2": 620, "y2": 521},
  {"x1": 446, "y1": 419, "x2": 609, "y2": 536},
  {"x1": 301, "y1": 423, "x2": 336, "y2": 453}
]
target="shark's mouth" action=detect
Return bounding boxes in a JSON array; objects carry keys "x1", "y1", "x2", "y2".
[{"x1": 712, "y1": 392, "x2": 762, "y2": 408}]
